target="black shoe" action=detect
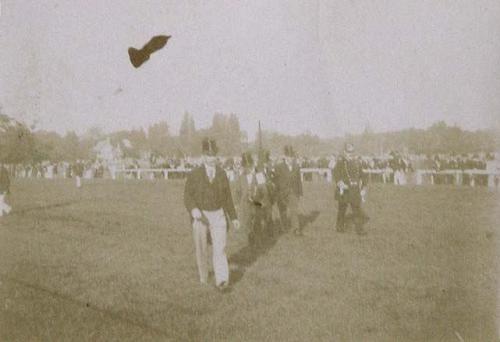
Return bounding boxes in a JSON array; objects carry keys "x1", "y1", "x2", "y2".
[{"x1": 216, "y1": 281, "x2": 230, "y2": 293}]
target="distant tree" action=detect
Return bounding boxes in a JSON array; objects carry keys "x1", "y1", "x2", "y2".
[
  {"x1": 84, "y1": 126, "x2": 104, "y2": 141},
  {"x1": 32, "y1": 130, "x2": 63, "y2": 162},
  {"x1": 226, "y1": 113, "x2": 243, "y2": 155},
  {"x1": 61, "y1": 131, "x2": 82, "y2": 161},
  {"x1": 147, "y1": 121, "x2": 170, "y2": 157},
  {"x1": 0, "y1": 113, "x2": 35, "y2": 164},
  {"x1": 179, "y1": 112, "x2": 197, "y2": 155},
  {"x1": 206, "y1": 113, "x2": 243, "y2": 155}
]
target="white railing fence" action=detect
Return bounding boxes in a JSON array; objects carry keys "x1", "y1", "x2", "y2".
[{"x1": 110, "y1": 167, "x2": 499, "y2": 188}]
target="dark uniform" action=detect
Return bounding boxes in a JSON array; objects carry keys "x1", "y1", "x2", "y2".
[
  {"x1": 274, "y1": 146, "x2": 303, "y2": 235},
  {"x1": 257, "y1": 150, "x2": 276, "y2": 238},
  {"x1": 333, "y1": 146, "x2": 369, "y2": 235}
]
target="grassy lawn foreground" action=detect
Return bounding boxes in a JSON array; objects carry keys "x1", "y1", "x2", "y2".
[{"x1": 1, "y1": 179, "x2": 499, "y2": 341}]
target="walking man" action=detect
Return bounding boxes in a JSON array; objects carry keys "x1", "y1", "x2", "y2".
[
  {"x1": 257, "y1": 150, "x2": 276, "y2": 238},
  {"x1": 274, "y1": 145, "x2": 303, "y2": 236},
  {"x1": 235, "y1": 152, "x2": 258, "y2": 247},
  {"x1": 235, "y1": 151, "x2": 272, "y2": 248},
  {"x1": 184, "y1": 138, "x2": 239, "y2": 291},
  {"x1": 333, "y1": 143, "x2": 369, "y2": 235}
]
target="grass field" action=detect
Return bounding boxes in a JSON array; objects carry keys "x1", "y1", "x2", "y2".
[{"x1": 0, "y1": 179, "x2": 499, "y2": 341}]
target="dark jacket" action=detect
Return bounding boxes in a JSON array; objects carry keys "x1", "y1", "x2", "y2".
[
  {"x1": 273, "y1": 161, "x2": 303, "y2": 202},
  {"x1": 184, "y1": 165, "x2": 237, "y2": 220},
  {"x1": 73, "y1": 163, "x2": 84, "y2": 177},
  {"x1": 333, "y1": 155, "x2": 367, "y2": 203}
]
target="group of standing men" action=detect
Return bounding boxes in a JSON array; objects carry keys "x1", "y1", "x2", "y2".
[{"x1": 184, "y1": 138, "x2": 369, "y2": 291}]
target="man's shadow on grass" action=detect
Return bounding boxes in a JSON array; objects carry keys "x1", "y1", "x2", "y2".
[{"x1": 228, "y1": 210, "x2": 320, "y2": 286}]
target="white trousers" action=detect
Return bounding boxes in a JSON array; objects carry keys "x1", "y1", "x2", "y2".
[
  {"x1": 76, "y1": 176, "x2": 81, "y2": 188},
  {"x1": 192, "y1": 208, "x2": 229, "y2": 286},
  {"x1": 394, "y1": 170, "x2": 407, "y2": 185},
  {"x1": 0, "y1": 194, "x2": 11, "y2": 216}
]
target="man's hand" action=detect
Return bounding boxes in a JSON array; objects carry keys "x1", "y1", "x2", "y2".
[
  {"x1": 232, "y1": 219, "x2": 240, "y2": 230},
  {"x1": 191, "y1": 208, "x2": 202, "y2": 220}
]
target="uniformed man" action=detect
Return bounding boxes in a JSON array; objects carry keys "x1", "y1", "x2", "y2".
[
  {"x1": 257, "y1": 150, "x2": 276, "y2": 238},
  {"x1": 0, "y1": 164, "x2": 12, "y2": 216},
  {"x1": 274, "y1": 145, "x2": 303, "y2": 236},
  {"x1": 73, "y1": 160, "x2": 84, "y2": 188},
  {"x1": 333, "y1": 143, "x2": 369, "y2": 235},
  {"x1": 184, "y1": 138, "x2": 239, "y2": 291}
]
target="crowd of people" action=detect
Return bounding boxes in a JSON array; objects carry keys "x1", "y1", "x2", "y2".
[
  {"x1": 184, "y1": 138, "x2": 370, "y2": 292},
  {"x1": 9, "y1": 161, "x2": 106, "y2": 180},
  {"x1": 2, "y1": 149, "x2": 498, "y2": 187},
  {"x1": 182, "y1": 140, "x2": 499, "y2": 292},
  {"x1": 0, "y1": 138, "x2": 498, "y2": 292}
]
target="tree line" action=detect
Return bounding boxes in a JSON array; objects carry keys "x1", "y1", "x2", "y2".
[
  {"x1": 0, "y1": 108, "x2": 498, "y2": 165},
  {"x1": 0, "y1": 110, "x2": 247, "y2": 163},
  {"x1": 259, "y1": 121, "x2": 499, "y2": 157}
]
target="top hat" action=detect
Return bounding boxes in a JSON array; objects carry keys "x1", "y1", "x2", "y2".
[
  {"x1": 284, "y1": 145, "x2": 295, "y2": 157},
  {"x1": 241, "y1": 152, "x2": 254, "y2": 168},
  {"x1": 202, "y1": 138, "x2": 218, "y2": 156}
]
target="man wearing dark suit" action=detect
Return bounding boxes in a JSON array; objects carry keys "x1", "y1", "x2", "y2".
[
  {"x1": 274, "y1": 145, "x2": 303, "y2": 236},
  {"x1": 334, "y1": 143, "x2": 369, "y2": 235},
  {"x1": 184, "y1": 138, "x2": 239, "y2": 291}
]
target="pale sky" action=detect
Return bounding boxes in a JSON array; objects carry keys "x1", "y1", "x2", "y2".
[{"x1": 1, "y1": 0, "x2": 499, "y2": 139}]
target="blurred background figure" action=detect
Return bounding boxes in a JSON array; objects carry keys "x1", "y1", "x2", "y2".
[
  {"x1": 235, "y1": 151, "x2": 259, "y2": 248},
  {"x1": 0, "y1": 163, "x2": 12, "y2": 216},
  {"x1": 73, "y1": 160, "x2": 84, "y2": 188},
  {"x1": 333, "y1": 143, "x2": 369, "y2": 235},
  {"x1": 274, "y1": 145, "x2": 303, "y2": 236}
]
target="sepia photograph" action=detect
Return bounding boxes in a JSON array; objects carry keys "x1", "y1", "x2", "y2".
[{"x1": 1, "y1": 1, "x2": 500, "y2": 341}]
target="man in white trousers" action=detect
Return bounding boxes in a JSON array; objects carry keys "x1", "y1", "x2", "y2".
[{"x1": 184, "y1": 138, "x2": 239, "y2": 291}]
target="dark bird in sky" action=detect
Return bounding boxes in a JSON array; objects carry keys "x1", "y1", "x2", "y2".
[{"x1": 128, "y1": 35, "x2": 171, "y2": 68}]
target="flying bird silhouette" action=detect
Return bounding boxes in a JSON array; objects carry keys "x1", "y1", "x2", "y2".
[{"x1": 128, "y1": 35, "x2": 171, "y2": 68}]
